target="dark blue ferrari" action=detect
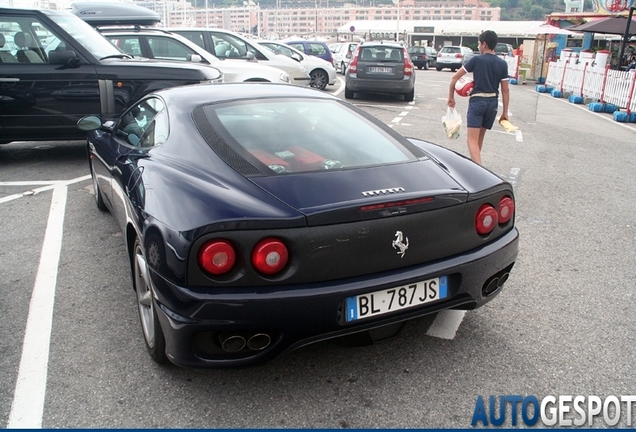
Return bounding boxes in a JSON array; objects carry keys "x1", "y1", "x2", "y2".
[{"x1": 78, "y1": 83, "x2": 519, "y2": 368}]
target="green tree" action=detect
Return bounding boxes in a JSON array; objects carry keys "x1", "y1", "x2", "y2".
[{"x1": 528, "y1": 4, "x2": 546, "y2": 19}]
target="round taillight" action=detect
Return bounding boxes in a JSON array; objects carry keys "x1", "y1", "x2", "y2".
[
  {"x1": 498, "y1": 196, "x2": 515, "y2": 224},
  {"x1": 475, "y1": 204, "x2": 498, "y2": 235},
  {"x1": 252, "y1": 238, "x2": 288, "y2": 275},
  {"x1": 198, "y1": 240, "x2": 236, "y2": 275}
]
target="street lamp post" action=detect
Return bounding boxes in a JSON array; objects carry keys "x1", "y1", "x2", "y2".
[{"x1": 392, "y1": 0, "x2": 399, "y2": 42}]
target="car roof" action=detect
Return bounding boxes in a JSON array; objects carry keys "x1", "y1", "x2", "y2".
[
  {"x1": 360, "y1": 41, "x2": 404, "y2": 48},
  {"x1": 98, "y1": 27, "x2": 173, "y2": 35},
  {"x1": 0, "y1": 6, "x2": 71, "y2": 17},
  {"x1": 156, "y1": 82, "x2": 335, "y2": 106},
  {"x1": 167, "y1": 27, "x2": 232, "y2": 33}
]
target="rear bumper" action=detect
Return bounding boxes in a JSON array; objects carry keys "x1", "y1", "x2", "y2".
[
  {"x1": 151, "y1": 228, "x2": 519, "y2": 368},
  {"x1": 437, "y1": 60, "x2": 463, "y2": 68},
  {"x1": 346, "y1": 75, "x2": 414, "y2": 93}
]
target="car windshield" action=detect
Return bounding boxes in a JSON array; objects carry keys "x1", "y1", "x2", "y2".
[
  {"x1": 204, "y1": 99, "x2": 416, "y2": 174},
  {"x1": 49, "y1": 13, "x2": 122, "y2": 59},
  {"x1": 261, "y1": 42, "x2": 296, "y2": 58}
]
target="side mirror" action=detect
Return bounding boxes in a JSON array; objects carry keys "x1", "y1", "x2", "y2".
[
  {"x1": 246, "y1": 51, "x2": 256, "y2": 62},
  {"x1": 49, "y1": 50, "x2": 80, "y2": 67},
  {"x1": 291, "y1": 52, "x2": 302, "y2": 62},
  {"x1": 189, "y1": 54, "x2": 203, "y2": 62},
  {"x1": 77, "y1": 115, "x2": 103, "y2": 131}
]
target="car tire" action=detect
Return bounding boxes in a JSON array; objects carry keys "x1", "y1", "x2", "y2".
[
  {"x1": 424, "y1": 62, "x2": 429, "y2": 70},
  {"x1": 310, "y1": 69, "x2": 328, "y2": 90},
  {"x1": 340, "y1": 62, "x2": 346, "y2": 74},
  {"x1": 90, "y1": 161, "x2": 108, "y2": 212},
  {"x1": 451, "y1": 67, "x2": 458, "y2": 72},
  {"x1": 436, "y1": 66, "x2": 442, "y2": 71},
  {"x1": 344, "y1": 87, "x2": 354, "y2": 99},
  {"x1": 417, "y1": 66, "x2": 423, "y2": 70},
  {"x1": 133, "y1": 236, "x2": 168, "y2": 364},
  {"x1": 404, "y1": 89, "x2": 414, "y2": 102}
]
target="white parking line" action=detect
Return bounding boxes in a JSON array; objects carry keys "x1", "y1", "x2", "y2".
[
  {"x1": 0, "y1": 175, "x2": 90, "y2": 205},
  {"x1": 506, "y1": 167, "x2": 521, "y2": 189},
  {"x1": 8, "y1": 186, "x2": 67, "y2": 429}
]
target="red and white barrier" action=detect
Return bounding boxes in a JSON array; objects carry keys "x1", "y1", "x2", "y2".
[{"x1": 545, "y1": 60, "x2": 636, "y2": 114}]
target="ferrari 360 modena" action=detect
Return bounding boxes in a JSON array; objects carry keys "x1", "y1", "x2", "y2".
[{"x1": 78, "y1": 82, "x2": 519, "y2": 368}]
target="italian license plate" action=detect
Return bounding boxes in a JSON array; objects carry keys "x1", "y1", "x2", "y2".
[
  {"x1": 369, "y1": 67, "x2": 392, "y2": 73},
  {"x1": 345, "y1": 276, "x2": 447, "y2": 322}
]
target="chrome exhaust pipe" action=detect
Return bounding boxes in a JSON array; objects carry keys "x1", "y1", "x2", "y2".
[
  {"x1": 220, "y1": 334, "x2": 246, "y2": 353},
  {"x1": 497, "y1": 272, "x2": 510, "y2": 286},
  {"x1": 482, "y1": 277, "x2": 500, "y2": 297},
  {"x1": 247, "y1": 333, "x2": 271, "y2": 351}
]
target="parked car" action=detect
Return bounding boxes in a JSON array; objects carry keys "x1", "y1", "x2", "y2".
[
  {"x1": 495, "y1": 43, "x2": 514, "y2": 57},
  {"x1": 345, "y1": 41, "x2": 416, "y2": 101},
  {"x1": 0, "y1": 6, "x2": 222, "y2": 144},
  {"x1": 408, "y1": 45, "x2": 437, "y2": 70},
  {"x1": 168, "y1": 28, "x2": 311, "y2": 87},
  {"x1": 78, "y1": 82, "x2": 518, "y2": 368},
  {"x1": 259, "y1": 40, "x2": 336, "y2": 90},
  {"x1": 436, "y1": 45, "x2": 474, "y2": 71},
  {"x1": 285, "y1": 39, "x2": 334, "y2": 65},
  {"x1": 97, "y1": 27, "x2": 291, "y2": 85},
  {"x1": 331, "y1": 41, "x2": 358, "y2": 74}
]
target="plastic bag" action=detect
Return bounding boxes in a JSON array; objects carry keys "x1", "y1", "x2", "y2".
[{"x1": 442, "y1": 107, "x2": 462, "y2": 139}]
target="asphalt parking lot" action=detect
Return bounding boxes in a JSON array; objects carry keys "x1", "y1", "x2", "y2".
[{"x1": 2, "y1": 71, "x2": 636, "y2": 428}]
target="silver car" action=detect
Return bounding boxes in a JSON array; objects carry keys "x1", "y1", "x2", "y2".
[
  {"x1": 435, "y1": 46, "x2": 474, "y2": 72},
  {"x1": 169, "y1": 28, "x2": 312, "y2": 87},
  {"x1": 99, "y1": 28, "x2": 291, "y2": 85},
  {"x1": 331, "y1": 41, "x2": 358, "y2": 74},
  {"x1": 259, "y1": 40, "x2": 336, "y2": 90}
]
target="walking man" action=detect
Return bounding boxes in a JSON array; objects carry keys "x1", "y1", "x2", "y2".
[{"x1": 447, "y1": 30, "x2": 510, "y2": 165}]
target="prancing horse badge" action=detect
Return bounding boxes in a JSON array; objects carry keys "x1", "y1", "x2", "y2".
[{"x1": 392, "y1": 231, "x2": 409, "y2": 258}]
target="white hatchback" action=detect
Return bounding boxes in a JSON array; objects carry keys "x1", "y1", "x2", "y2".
[
  {"x1": 258, "y1": 40, "x2": 337, "y2": 90},
  {"x1": 436, "y1": 46, "x2": 475, "y2": 72},
  {"x1": 169, "y1": 28, "x2": 312, "y2": 87}
]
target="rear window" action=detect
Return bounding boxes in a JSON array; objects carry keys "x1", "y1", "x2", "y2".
[
  {"x1": 202, "y1": 99, "x2": 416, "y2": 174},
  {"x1": 308, "y1": 43, "x2": 327, "y2": 56},
  {"x1": 441, "y1": 47, "x2": 461, "y2": 53},
  {"x1": 495, "y1": 44, "x2": 512, "y2": 54},
  {"x1": 359, "y1": 46, "x2": 403, "y2": 62}
]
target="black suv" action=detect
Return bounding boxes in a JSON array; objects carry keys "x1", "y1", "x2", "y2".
[
  {"x1": 407, "y1": 45, "x2": 437, "y2": 70},
  {"x1": 0, "y1": 7, "x2": 222, "y2": 144}
]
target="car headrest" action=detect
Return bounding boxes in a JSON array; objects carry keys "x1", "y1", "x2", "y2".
[{"x1": 14, "y1": 32, "x2": 32, "y2": 48}]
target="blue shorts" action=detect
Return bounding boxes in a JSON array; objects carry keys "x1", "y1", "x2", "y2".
[{"x1": 467, "y1": 97, "x2": 498, "y2": 129}]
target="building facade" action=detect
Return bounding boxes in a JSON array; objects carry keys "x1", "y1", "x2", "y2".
[{"x1": 141, "y1": 0, "x2": 500, "y2": 38}]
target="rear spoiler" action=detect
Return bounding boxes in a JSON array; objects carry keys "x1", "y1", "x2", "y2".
[{"x1": 71, "y1": 2, "x2": 161, "y2": 26}]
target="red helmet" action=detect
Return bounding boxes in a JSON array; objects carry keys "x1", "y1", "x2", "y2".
[{"x1": 455, "y1": 76, "x2": 474, "y2": 97}]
